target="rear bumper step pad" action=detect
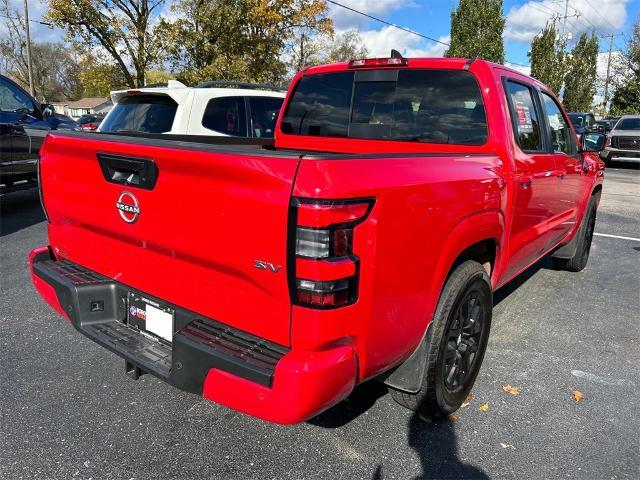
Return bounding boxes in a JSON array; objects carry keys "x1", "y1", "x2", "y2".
[{"x1": 31, "y1": 249, "x2": 288, "y2": 393}]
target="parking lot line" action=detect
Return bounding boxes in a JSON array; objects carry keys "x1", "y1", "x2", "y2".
[{"x1": 594, "y1": 232, "x2": 640, "y2": 242}]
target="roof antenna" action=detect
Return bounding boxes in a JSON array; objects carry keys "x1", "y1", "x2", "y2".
[{"x1": 390, "y1": 49, "x2": 403, "y2": 59}]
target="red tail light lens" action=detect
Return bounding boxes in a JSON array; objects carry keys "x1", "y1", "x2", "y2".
[
  {"x1": 291, "y1": 198, "x2": 373, "y2": 309},
  {"x1": 296, "y1": 278, "x2": 353, "y2": 307}
]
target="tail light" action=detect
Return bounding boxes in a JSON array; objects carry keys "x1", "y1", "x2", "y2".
[
  {"x1": 348, "y1": 57, "x2": 408, "y2": 68},
  {"x1": 290, "y1": 198, "x2": 374, "y2": 309}
]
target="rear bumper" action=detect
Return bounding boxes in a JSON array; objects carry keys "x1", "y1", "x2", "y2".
[{"x1": 29, "y1": 246, "x2": 357, "y2": 424}]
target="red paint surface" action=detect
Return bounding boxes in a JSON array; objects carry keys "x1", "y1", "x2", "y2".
[{"x1": 32, "y1": 58, "x2": 604, "y2": 424}]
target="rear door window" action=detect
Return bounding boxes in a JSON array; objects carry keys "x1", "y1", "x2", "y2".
[
  {"x1": 505, "y1": 81, "x2": 543, "y2": 151},
  {"x1": 101, "y1": 95, "x2": 177, "y2": 133},
  {"x1": 248, "y1": 97, "x2": 283, "y2": 138},
  {"x1": 202, "y1": 96, "x2": 247, "y2": 136}
]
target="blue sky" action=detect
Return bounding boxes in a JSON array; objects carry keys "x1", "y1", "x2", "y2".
[
  {"x1": 327, "y1": 0, "x2": 638, "y2": 72},
  {"x1": 17, "y1": 0, "x2": 640, "y2": 72}
]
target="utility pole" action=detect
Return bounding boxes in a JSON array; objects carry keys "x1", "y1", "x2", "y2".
[
  {"x1": 23, "y1": 0, "x2": 34, "y2": 96},
  {"x1": 601, "y1": 32, "x2": 623, "y2": 110},
  {"x1": 556, "y1": 1, "x2": 580, "y2": 42}
]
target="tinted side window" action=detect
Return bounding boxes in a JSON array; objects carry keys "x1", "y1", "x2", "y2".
[
  {"x1": 100, "y1": 95, "x2": 177, "y2": 133},
  {"x1": 248, "y1": 97, "x2": 283, "y2": 138},
  {"x1": 202, "y1": 96, "x2": 247, "y2": 136},
  {"x1": 541, "y1": 92, "x2": 576, "y2": 155},
  {"x1": 0, "y1": 79, "x2": 34, "y2": 113},
  {"x1": 506, "y1": 81, "x2": 542, "y2": 151}
]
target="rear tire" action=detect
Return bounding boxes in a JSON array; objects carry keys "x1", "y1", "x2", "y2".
[
  {"x1": 390, "y1": 260, "x2": 492, "y2": 419},
  {"x1": 552, "y1": 195, "x2": 598, "y2": 272}
]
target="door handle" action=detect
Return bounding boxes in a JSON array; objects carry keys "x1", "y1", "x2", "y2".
[
  {"x1": 517, "y1": 173, "x2": 533, "y2": 189},
  {"x1": 97, "y1": 153, "x2": 158, "y2": 190}
]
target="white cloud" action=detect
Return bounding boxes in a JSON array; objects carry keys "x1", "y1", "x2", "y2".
[
  {"x1": 355, "y1": 25, "x2": 449, "y2": 57},
  {"x1": 328, "y1": 0, "x2": 413, "y2": 29},
  {"x1": 505, "y1": 0, "x2": 628, "y2": 43},
  {"x1": 505, "y1": 62, "x2": 532, "y2": 75}
]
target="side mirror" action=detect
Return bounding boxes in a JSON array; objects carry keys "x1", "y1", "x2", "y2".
[
  {"x1": 41, "y1": 103, "x2": 55, "y2": 118},
  {"x1": 580, "y1": 132, "x2": 606, "y2": 152}
]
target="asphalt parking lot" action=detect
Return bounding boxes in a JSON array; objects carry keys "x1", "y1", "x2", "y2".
[{"x1": 1, "y1": 166, "x2": 638, "y2": 480}]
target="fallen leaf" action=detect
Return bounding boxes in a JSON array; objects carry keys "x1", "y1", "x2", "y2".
[
  {"x1": 448, "y1": 414, "x2": 460, "y2": 421},
  {"x1": 502, "y1": 385, "x2": 520, "y2": 395},
  {"x1": 461, "y1": 394, "x2": 473, "y2": 408},
  {"x1": 500, "y1": 442, "x2": 515, "y2": 449},
  {"x1": 479, "y1": 403, "x2": 489, "y2": 412},
  {"x1": 572, "y1": 390, "x2": 584, "y2": 403}
]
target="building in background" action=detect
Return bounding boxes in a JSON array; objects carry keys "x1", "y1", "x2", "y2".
[{"x1": 65, "y1": 97, "x2": 112, "y2": 119}]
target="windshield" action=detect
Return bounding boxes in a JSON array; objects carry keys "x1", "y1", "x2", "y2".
[
  {"x1": 280, "y1": 69, "x2": 488, "y2": 145},
  {"x1": 568, "y1": 114, "x2": 584, "y2": 127},
  {"x1": 100, "y1": 94, "x2": 177, "y2": 133},
  {"x1": 615, "y1": 118, "x2": 640, "y2": 131}
]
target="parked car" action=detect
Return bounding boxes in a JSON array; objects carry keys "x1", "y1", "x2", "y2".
[
  {"x1": 568, "y1": 112, "x2": 596, "y2": 138},
  {"x1": 600, "y1": 114, "x2": 640, "y2": 164},
  {"x1": 593, "y1": 119, "x2": 614, "y2": 133},
  {"x1": 99, "y1": 80, "x2": 285, "y2": 138},
  {"x1": 52, "y1": 113, "x2": 78, "y2": 130},
  {"x1": 1, "y1": 74, "x2": 57, "y2": 190},
  {"x1": 76, "y1": 113, "x2": 105, "y2": 131},
  {"x1": 30, "y1": 56, "x2": 605, "y2": 425}
]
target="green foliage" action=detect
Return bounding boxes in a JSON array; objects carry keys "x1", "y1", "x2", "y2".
[
  {"x1": 562, "y1": 32, "x2": 599, "y2": 112},
  {"x1": 46, "y1": 0, "x2": 166, "y2": 87},
  {"x1": 324, "y1": 30, "x2": 369, "y2": 64},
  {"x1": 157, "y1": 0, "x2": 333, "y2": 85},
  {"x1": 610, "y1": 19, "x2": 640, "y2": 115},
  {"x1": 445, "y1": 0, "x2": 505, "y2": 63},
  {"x1": 78, "y1": 55, "x2": 129, "y2": 97},
  {"x1": 529, "y1": 22, "x2": 566, "y2": 94}
]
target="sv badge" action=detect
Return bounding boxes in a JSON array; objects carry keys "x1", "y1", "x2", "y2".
[{"x1": 254, "y1": 260, "x2": 282, "y2": 273}]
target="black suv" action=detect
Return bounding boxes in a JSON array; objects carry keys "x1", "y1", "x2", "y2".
[{"x1": 0, "y1": 74, "x2": 67, "y2": 191}]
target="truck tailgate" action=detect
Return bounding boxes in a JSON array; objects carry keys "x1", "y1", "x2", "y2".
[{"x1": 40, "y1": 132, "x2": 299, "y2": 346}]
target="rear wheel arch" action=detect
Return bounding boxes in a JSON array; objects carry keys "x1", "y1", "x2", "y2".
[{"x1": 383, "y1": 213, "x2": 502, "y2": 394}]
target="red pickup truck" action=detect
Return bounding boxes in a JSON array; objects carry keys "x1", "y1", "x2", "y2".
[{"x1": 30, "y1": 56, "x2": 605, "y2": 424}]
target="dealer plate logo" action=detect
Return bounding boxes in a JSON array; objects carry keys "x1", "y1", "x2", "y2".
[{"x1": 116, "y1": 191, "x2": 140, "y2": 224}]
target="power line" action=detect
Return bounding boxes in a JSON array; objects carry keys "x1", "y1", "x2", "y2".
[
  {"x1": 0, "y1": 13, "x2": 52, "y2": 26},
  {"x1": 326, "y1": 0, "x2": 531, "y2": 68},
  {"x1": 325, "y1": 0, "x2": 449, "y2": 46}
]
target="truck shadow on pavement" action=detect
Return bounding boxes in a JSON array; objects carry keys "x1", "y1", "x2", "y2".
[
  {"x1": 310, "y1": 259, "x2": 558, "y2": 479},
  {"x1": 0, "y1": 188, "x2": 45, "y2": 237}
]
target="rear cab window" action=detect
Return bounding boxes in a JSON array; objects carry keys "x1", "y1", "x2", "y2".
[
  {"x1": 101, "y1": 95, "x2": 177, "y2": 133},
  {"x1": 280, "y1": 69, "x2": 488, "y2": 145}
]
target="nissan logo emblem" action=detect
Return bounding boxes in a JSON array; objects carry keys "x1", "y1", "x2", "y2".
[{"x1": 116, "y1": 191, "x2": 140, "y2": 223}]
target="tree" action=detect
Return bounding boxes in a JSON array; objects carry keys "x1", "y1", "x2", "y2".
[
  {"x1": 610, "y1": 19, "x2": 640, "y2": 115},
  {"x1": 445, "y1": 0, "x2": 505, "y2": 63},
  {"x1": 286, "y1": 29, "x2": 368, "y2": 76},
  {"x1": 0, "y1": 0, "x2": 83, "y2": 101},
  {"x1": 157, "y1": 0, "x2": 332, "y2": 84},
  {"x1": 562, "y1": 32, "x2": 599, "y2": 112},
  {"x1": 46, "y1": 0, "x2": 166, "y2": 88},
  {"x1": 325, "y1": 30, "x2": 369, "y2": 63},
  {"x1": 77, "y1": 55, "x2": 129, "y2": 97},
  {"x1": 529, "y1": 21, "x2": 566, "y2": 94}
]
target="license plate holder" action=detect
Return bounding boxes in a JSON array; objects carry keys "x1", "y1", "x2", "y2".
[{"x1": 128, "y1": 292, "x2": 174, "y2": 343}]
